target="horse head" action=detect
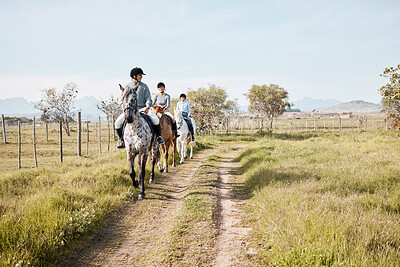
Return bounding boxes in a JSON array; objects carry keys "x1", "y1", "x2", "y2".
[
  {"x1": 174, "y1": 108, "x2": 183, "y2": 129},
  {"x1": 120, "y1": 84, "x2": 138, "y2": 124}
]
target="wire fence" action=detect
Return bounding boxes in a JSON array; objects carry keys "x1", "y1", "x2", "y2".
[{"x1": 0, "y1": 113, "x2": 393, "y2": 171}]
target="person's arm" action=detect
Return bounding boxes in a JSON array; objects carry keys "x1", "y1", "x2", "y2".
[
  {"x1": 187, "y1": 101, "x2": 191, "y2": 117},
  {"x1": 165, "y1": 95, "x2": 170, "y2": 110},
  {"x1": 153, "y1": 94, "x2": 158, "y2": 106},
  {"x1": 144, "y1": 85, "x2": 152, "y2": 109}
]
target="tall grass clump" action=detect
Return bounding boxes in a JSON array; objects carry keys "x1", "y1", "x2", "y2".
[{"x1": 239, "y1": 131, "x2": 400, "y2": 266}]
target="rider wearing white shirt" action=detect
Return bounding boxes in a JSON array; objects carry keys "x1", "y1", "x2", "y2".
[{"x1": 153, "y1": 82, "x2": 179, "y2": 138}]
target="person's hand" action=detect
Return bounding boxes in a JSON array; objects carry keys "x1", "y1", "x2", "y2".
[{"x1": 144, "y1": 107, "x2": 149, "y2": 114}]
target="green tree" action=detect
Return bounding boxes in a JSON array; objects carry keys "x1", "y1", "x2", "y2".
[
  {"x1": 186, "y1": 84, "x2": 234, "y2": 133},
  {"x1": 34, "y1": 82, "x2": 78, "y2": 136},
  {"x1": 246, "y1": 84, "x2": 290, "y2": 131},
  {"x1": 379, "y1": 64, "x2": 400, "y2": 128}
]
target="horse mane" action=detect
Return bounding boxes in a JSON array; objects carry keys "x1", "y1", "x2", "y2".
[{"x1": 122, "y1": 83, "x2": 139, "y2": 100}]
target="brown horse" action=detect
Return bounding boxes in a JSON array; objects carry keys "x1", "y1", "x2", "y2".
[{"x1": 153, "y1": 105, "x2": 177, "y2": 172}]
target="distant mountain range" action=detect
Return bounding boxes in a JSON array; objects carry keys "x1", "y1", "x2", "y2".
[
  {"x1": 314, "y1": 100, "x2": 383, "y2": 113},
  {"x1": 292, "y1": 97, "x2": 343, "y2": 111},
  {"x1": 0, "y1": 96, "x2": 104, "y2": 119},
  {"x1": 0, "y1": 97, "x2": 383, "y2": 118}
]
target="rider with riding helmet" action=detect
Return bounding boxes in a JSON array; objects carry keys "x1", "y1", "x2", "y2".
[
  {"x1": 176, "y1": 93, "x2": 195, "y2": 141},
  {"x1": 153, "y1": 82, "x2": 180, "y2": 138},
  {"x1": 115, "y1": 67, "x2": 165, "y2": 148}
]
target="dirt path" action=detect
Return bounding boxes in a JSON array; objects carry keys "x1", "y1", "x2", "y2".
[
  {"x1": 62, "y1": 145, "x2": 253, "y2": 266},
  {"x1": 62, "y1": 148, "x2": 216, "y2": 266},
  {"x1": 213, "y1": 145, "x2": 253, "y2": 267}
]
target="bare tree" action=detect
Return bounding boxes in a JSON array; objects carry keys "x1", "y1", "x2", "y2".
[
  {"x1": 97, "y1": 95, "x2": 122, "y2": 121},
  {"x1": 34, "y1": 82, "x2": 78, "y2": 136}
]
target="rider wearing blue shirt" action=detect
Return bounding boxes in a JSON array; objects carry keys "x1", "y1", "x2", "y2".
[{"x1": 176, "y1": 93, "x2": 195, "y2": 141}]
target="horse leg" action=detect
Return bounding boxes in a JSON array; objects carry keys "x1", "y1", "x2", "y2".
[
  {"x1": 149, "y1": 147, "x2": 157, "y2": 184},
  {"x1": 128, "y1": 152, "x2": 138, "y2": 188},
  {"x1": 158, "y1": 144, "x2": 165, "y2": 172},
  {"x1": 183, "y1": 139, "x2": 188, "y2": 159},
  {"x1": 190, "y1": 140, "x2": 194, "y2": 159},
  {"x1": 138, "y1": 152, "x2": 148, "y2": 200},
  {"x1": 164, "y1": 142, "x2": 169, "y2": 173},
  {"x1": 172, "y1": 139, "x2": 176, "y2": 167},
  {"x1": 177, "y1": 139, "x2": 183, "y2": 164}
]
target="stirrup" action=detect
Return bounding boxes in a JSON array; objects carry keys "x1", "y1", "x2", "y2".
[{"x1": 157, "y1": 136, "x2": 165, "y2": 145}]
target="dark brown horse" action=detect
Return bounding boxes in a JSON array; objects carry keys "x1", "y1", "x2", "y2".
[{"x1": 153, "y1": 105, "x2": 177, "y2": 173}]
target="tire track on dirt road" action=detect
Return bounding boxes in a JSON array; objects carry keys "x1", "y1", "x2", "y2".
[
  {"x1": 214, "y1": 145, "x2": 255, "y2": 267},
  {"x1": 61, "y1": 148, "x2": 216, "y2": 266}
]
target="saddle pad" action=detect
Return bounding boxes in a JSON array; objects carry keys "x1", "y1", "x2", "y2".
[{"x1": 140, "y1": 113, "x2": 155, "y2": 134}]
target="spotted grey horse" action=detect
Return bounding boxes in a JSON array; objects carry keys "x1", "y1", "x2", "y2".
[{"x1": 120, "y1": 83, "x2": 160, "y2": 200}]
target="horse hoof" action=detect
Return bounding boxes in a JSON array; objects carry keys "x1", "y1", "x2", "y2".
[
  {"x1": 149, "y1": 179, "x2": 154, "y2": 184},
  {"x1": 180, "y1": 161, "x2": 184, "y2": 164},
  {"x1": 172, "y1": 164, "x2": 176, "y2": 167},
  {"x1": 138, "y1": 193, "x2": 146, "y2": 200},
  {"x1": 184, "y1": 156, "x2": 187, "y2": 159},
  {"x1": 190, "y1": 156, "x2": 193, "y2": 159},
  {"x1": 159, "y1": 168, "x2": 164, "y2": 173},
  {"x1": 164, "y1": 169, "x2": 169, "y2": 173}
]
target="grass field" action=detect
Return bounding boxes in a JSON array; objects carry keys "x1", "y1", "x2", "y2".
[
  {"x1": 0, "y1": 130, "x2": 252, "y2": 266},
  {"x1": 238, "y1": 130, "x2": 400, "y2": 266},
  {"x1": 2, "y1": 124, "x2": 400, "y2": 266}
]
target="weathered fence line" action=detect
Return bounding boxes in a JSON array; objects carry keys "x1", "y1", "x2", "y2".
[
  {"x1": 33, "y1": 117, "x2": 38, "y2": 168},
  {"x1": 59, "y1": 121, "x2": 63, "y2": 163},
  {"x1": 2, "y1": 114, "x2": 6, "y2": 143},
  {"x1": 98, "y1": 116, "x2": 102, "y2": 154},
  {"x1": 86, "y1": 121, "x2": 89, "y2": 155},
  {"x1": 77, "y1": 112, "x2": 81, "y2": 156},
  {"x1": 18, "y1": 121, "x2": 21, "y2": 169}
]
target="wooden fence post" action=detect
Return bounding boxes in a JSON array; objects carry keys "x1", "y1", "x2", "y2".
[
  {"x1": 59, "y1": 121, "x2": 63, "y2": 163},
  {"x1": 339, "y1": 117, "x2": 342, "y2": 131},
  {"x1": 364, "y1": 118, "x2": 367, "y2": 131},
  {"x1": 18, "y1": 121, "x2": 21, "y2": 169},
  {"x1": 33, "y1": 117, "x2": 38, "y2": 168},
  {"x1": 45, "y1": 122, "x2": 48, "y2": 142},
  {"x1": 108, "y1": 117, "x2": 110, "y2": 151},
  {"x1": 386, "y1": 120, "x2": 389, "y2": 131},
  {"x1": 98, "y1": 116, "x2": 102, "y2": 154},
  {"x1": 87, "y1": 121, "x2": 89, "y2": 155},
  {"x1": 2, "y1": 114, "x2": 6, "y2": 143},
  {"x1": 112, "y1": 116, "x2": 116, "y2": 141},
  {"x1": 77, "y1": 112, "x2": 82, "y2": 156},
  {"x1": 226, "y1": 117, "x2": 229, "y2": 135},
  {"x1": 314, "y1": 118, "x2": 317, "y2": 132}
]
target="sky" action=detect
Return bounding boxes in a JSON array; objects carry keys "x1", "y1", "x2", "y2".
[{"x1": 0, "y1": 0, "x2": 399, "y2": 106}]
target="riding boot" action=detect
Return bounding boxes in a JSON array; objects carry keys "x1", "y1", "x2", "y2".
[
  {"x1": 172, "y1": 122, "x2": 180, "y2": 138},
  {"x1": 116, "y1": 127, "x2": 125, "y2": 149},
  {"x1": 153, "y1": 124, "x2": 165, "y2": 145},
  {"x1": 190, "y1": 128, "x2": 195, "y2": 141}
]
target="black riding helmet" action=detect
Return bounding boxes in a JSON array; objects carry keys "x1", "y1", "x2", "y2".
[
  {"x1": 157, "y1": 82, "x2": 165, "y2": 88},
  {"x1": 180, "y1": 93, "x2": 186, "y2": 99},
  {"x1": 130, "y1": 67, "x2": 146, "y2": 78}
]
